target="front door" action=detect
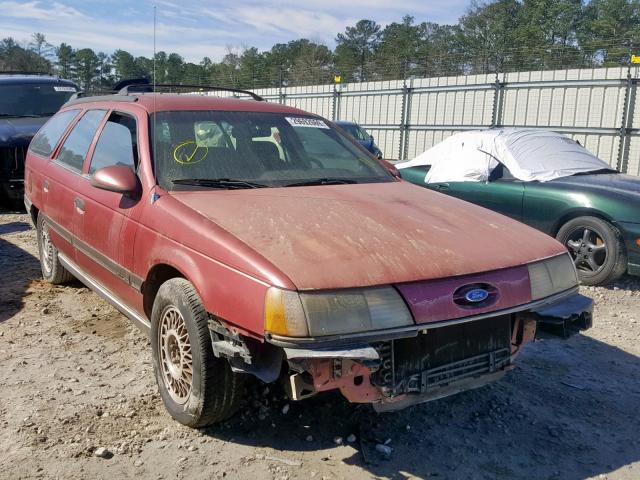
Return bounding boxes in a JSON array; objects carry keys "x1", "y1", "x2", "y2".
[
  {"x1": 73, "y1": 110, "x2": 145, "y2": 313},
  {"x1": 432, "y1": 179, "x2": 525, "y2": 221}
]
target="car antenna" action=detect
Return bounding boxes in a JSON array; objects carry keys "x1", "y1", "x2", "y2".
[{"x1": 152, "y1": 4, "x2": 158, "y2": 201}]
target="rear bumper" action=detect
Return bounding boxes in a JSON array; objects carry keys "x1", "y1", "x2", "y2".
[
  {"x1": 617, "y1": 221, "x2": 640, "y2": 277},
  {"x1": 281, "y1": 292, "x2": 593, "y2": 410}
]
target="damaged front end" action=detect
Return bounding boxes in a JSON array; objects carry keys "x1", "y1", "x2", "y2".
[
  {"x1": 208, "y1": 253, "x2": 593, "y2": 412},
  {"x1": 276, "y1": 291, "x2": 591, "y2": 411}
]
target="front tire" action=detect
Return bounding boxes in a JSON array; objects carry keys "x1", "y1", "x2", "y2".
[
  {"x1": 151, "y1": 278, "x2": 244, "y2": 427},
  {"x1": 556, "y1": 216, "x2": 627, "y2": 286},
  {"x1": 36, "y1": 215, "x2": 74, "y2": 284}
]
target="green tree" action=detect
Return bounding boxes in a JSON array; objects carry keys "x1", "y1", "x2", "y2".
[
  {"x1": 580, "y1": 0, "x2": 640, "y2": 65},
  {"x1": 0, "y1": 37, "x2": 51, "y2": 72},
  {"x1": 55, "y1": 43, "x2": 75, "y2": 79},
  {"x1": 112, "y1": 49, "x2": 139, "y2": 80},
  {"x1": 456, "y1": 0, "x2": 522, "y2": 73},
  {"x1": 335, "y1": 19, "x2": 382, "y2": 81},
  {"x1": 166, "y1": 53, "x2": 184, "y2": 83},
  {"x1": 73, "y1": 48, "x2": 100, "y2": 89},
  {"x1": 515, "y1": 0, "x2": 583, "y2": 70},
  {"x1": 30, "y1": 33, "x2": 54, "y2": 60},
  {"x1": 96, "y1": 52, "x2": 112, "y2": 87},
  {"x1": 376, "y1": 16, "x2": 424, "y2": 80}
]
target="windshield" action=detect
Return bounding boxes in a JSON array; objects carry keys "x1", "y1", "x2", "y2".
[
  {"x1": 339, "y1": 123, "x2": 370, "y2": 142},
  {"x1": 0, "y1": 83, "x2": 77, "y2": 117},
  {"x1": 151, "y1": 111, "x2": 391, "y2": 190}
]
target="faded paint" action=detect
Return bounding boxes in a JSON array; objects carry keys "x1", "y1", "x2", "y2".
[
  {"x1": 396, "y1": 265, "x2": 531, "y2": 323},
  {"x1": 173, "y1": 181, "x2": 565, "y2": 290}
]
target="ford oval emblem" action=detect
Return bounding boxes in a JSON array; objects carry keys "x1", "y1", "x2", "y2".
[{"x1": 465, "y1": 288, "x2": 489, "y2": 303}]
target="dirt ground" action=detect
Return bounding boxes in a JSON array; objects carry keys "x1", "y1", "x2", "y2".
[{"x1": 0, "y1": 209, "x2": 639, "y2": 480}]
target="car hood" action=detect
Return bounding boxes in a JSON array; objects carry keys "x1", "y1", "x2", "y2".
[
  {"x1": 172, "y1": 181, "x2": 565, "y2": 290},
  {"x1": 0, "y1": 116, "x2": 48, "y2": 147},
  {"x1": 549, "y1": 172, "x2": 640, "y2": 198}
]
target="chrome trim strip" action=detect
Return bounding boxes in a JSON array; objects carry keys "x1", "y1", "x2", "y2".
[
  {"x1": 266, "y1": 286, "x2": 580, "y2": 348},
  {"x1": 58, "y1": 252, "x2": 150, "y2": 335}
]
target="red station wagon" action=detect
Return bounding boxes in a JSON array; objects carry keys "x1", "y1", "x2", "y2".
[{"x1": 24, "y1": 87, "x2": 593, "y2": 427}]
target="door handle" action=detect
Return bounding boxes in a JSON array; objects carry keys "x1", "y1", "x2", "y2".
[
  {"x1": 435, "y1": 183, "x2": 450, "y2": 191},
  {"x1": 74, "y1": 197, "x2": 85, "y2": 213},
  {"x1": 43, "y1": 180, "x2": 49, "y2": 193}
]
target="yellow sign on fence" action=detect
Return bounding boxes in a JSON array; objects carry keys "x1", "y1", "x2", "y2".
[
  {"x1": 334, "y1": 75, "x2": 342, "y2": 84},
  {"x1": 631, "y1": 55, "x2": 640, "y2": 64}
]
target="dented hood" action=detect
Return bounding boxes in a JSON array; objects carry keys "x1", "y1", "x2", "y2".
[{"x1": 172, "y1": 181, "x2": 565, "y2": 290}]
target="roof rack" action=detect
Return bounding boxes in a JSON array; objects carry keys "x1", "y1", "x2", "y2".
[
  {"x1": 68, "y1": 89, "x2": 118, "y2": 101},
  {"x1": 117, "y1": 83, "x2": 265, "y2": 101}
]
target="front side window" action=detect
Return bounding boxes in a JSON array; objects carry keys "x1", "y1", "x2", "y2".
[
  {"x1": 29, "y1": 109, "x2": 80, "y2": 156},
  {"x1": 89, "y1": 112, "x2": 138, "y2": 174},
  {"x1": 56, "y1": 110, "x2": 106, "y2": 171},
  {"x1": 151, "y1": 111, "x2": 391, "y2": 190}
]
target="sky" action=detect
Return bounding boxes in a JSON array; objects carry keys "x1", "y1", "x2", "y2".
[{"x1": 0, "y1": 0, "x2": 471, "y2": 62}]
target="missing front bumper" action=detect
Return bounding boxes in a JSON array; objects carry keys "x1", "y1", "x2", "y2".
[
  {"x1": 280, "y1": 292, "x2": 593, "y2": 410},
  {"x1": 533, "y1": 293, "x2": 593, "y2": 339}
]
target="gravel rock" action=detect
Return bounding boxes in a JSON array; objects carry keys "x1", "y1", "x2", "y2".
[{"x1": 94, "y1": 447, "x2": 113, "y2": 459}]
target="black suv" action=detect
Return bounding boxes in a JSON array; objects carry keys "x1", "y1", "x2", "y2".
[{"x1": 0, "y1": 74, "x2": 78, "y2": 208}]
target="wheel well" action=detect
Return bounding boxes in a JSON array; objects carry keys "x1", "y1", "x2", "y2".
[
  {"x1": 29, "y1": 205, "x2": 39, "y2": 227},
  {"x1": 551, "y1": 209, "x2": 613, "y2": 237},
  {"x1": 142, "y1": 264, "x2": 184, "y2": 318}
]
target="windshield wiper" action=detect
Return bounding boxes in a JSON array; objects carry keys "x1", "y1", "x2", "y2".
[
  {"x1": 172, "y1": 178, "x2": 269, "y2": 189},
  {"x1": 284, "y1": 178, "x2": 359, "y2": 187}
]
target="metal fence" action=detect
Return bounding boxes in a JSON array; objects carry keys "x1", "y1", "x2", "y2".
[{"x1": 228, "y1": 66, "x2": 640, "y2": 176}]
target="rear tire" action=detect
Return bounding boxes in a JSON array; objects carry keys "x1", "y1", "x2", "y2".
[
  {"x1": 151, "y1": 278, "x2": 244, "y2": 427},
  {"x1": 36, "y1": 215, "x2": 74, "y2": 284},
  {"x1": 556, "y1": 216, "x2": 627, "y2": 286}
]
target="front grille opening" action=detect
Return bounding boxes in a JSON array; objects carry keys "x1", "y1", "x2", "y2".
[
  {"x1": 0, "y1": 146, "x2": 27, "y2": 180},
  {"x1": 372, "y1": 315, "x2": 511, "y2": 397}
]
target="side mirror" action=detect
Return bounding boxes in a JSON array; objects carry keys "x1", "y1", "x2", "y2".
[
  {"x1": 91, "y1": 165, "x2": 139, "y2": 195},
  {"x1": 379, "y1": 159, "x2": 401, "y2": 179},
  {"x1": 370, "y1": 134, "x2": 375, "y2": 143}
]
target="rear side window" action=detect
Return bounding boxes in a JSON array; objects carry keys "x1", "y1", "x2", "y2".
[
  {"x1": 29, "y1": 109, "x2": 80, "y2": 156},
  {"x1": 89, "y1": 112, "x2": 138, "y2": 174},
  {"x1": 56, "y1": 110, "x2": 106, "y2": 171}
]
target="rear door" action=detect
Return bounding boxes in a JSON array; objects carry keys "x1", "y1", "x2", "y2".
[
  {"x1": 73, "y1": 110, "x2": 145, "y2": 310},
  {"x1": 34, "y1": 109, "x2": 106, "y2": 259}
]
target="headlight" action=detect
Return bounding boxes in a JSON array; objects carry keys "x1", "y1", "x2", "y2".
[
  {"x1": 528, "y1": 253, "x2": 578, "y2": 300},
  {"x1": 264, "y1": 286, "x2": 414, "y2": 337}
]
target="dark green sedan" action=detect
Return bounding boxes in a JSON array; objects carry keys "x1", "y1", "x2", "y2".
[{"x1": 397, "y1": 129, "x2": 640, "y2": 286}]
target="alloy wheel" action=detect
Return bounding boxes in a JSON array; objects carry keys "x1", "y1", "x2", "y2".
[
  {"x1": 566, "y1": 227, "x2": 607, "y2": 275},
  {"x1": 40, "y1": 222, "x2": 54, "y2": 276},
  {"x1": 158, "y1": 306, "x2": 193, "y2": 404}
]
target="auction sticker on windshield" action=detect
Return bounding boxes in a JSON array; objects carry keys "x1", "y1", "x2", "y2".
[{"x1": 285, "y1": 117, "x2": 329, "y2": 129}]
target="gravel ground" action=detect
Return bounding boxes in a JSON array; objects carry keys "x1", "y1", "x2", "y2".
[{"x1": 0, "y1": 210, "x2": 639, "y2": 480}]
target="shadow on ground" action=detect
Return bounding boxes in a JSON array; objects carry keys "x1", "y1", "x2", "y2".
[
  {"x1": 602, "y1": 274, "x2": 640, "y2": 293},
  {"x1": 0, "y1": 221, "x2": 40, "y2": 324},
  {"x1": 203, "y1": 334, "x2": 640, "y2": 480}
]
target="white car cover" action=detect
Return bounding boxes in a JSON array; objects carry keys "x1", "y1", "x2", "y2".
[{"x1": 396, "y1": 129, "x2": 613, "y2": 183}]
